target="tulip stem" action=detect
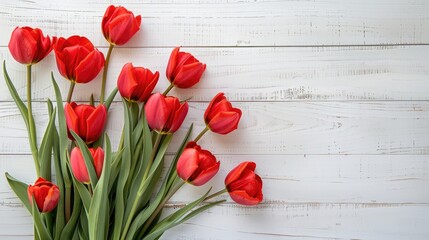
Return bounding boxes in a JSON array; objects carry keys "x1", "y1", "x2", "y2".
[
  {"x1": 66, "y1": 81, "x2": 75, "y2": 103},
  {"x1": 194, "y1": 126, "x2": 209, "y2": 143},
  {"x1": 162, "y1": 82, "x2": 174, "y2": 96},
  {"x1": 65, "y1": 185, "x2": 71, "y2": 222},
  {"x1": 100, "y1": 44, "x2": 114, "y2": 104},
  {"x1": 204, "y1": 188, "x2": 227, "y2": 201},
  {"x1": 27, "y1": 64, "x2": 40, "y2": 176}
]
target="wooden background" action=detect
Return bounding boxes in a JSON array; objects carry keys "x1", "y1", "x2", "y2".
[{"x1": 1, "y1": 0, "x2": 429, "y2": 239}]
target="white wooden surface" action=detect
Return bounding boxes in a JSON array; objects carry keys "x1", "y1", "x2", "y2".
[{"x1": 1, "y1": 0, "x2": 429, "y2": 239}]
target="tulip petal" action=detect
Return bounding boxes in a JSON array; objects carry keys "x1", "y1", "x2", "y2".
[
  {"x1": 145, "y1": 93, "x2": 169, "y2": 132},
  {"x1": 166, "y1": 47, "x2": 180, "y2": 80},
  {"x1": 86, "y1": 105, "x2": 106, "y2": 143},
  {"x1": 108, "y1": 14, "x2": 140, "y2": 45},
  {"x1": 173, "y1": 62, "x2": 206, "y2": 88},
  {"x1": 42, "y1": 186, "x2": 60, "y2": 213},
  {"x1": 92, "y1": 147, "x2": 105, "y2": 178},
  {"x1": 169, "y1": 101, "x2": 189, "y2": 133},
  {"x1": 75, "y1": 49, "x2": 105, "y2": 83},
  {"x1": 225, "y1": 161, "x2": 256, "y2": 186},
  {"x1": 192, "y1": 162, "x2": 220, "y2": 186},
  {"x1": 118, "y1": 63, "x2": 139, "y2": 100},
  {"x1": 8, "y1": 27, "x2": 37, "y2": 64},
  {"x1": 204, "y1": 93, "x2": 225, "y2": 122},
  {"x1": 70, "y1": 147, "x2": 90, "y2": 183},
  {"x1": 208, "y1": 111, "x2": 241, "y2": 135},
  {"x1": 229, "y1": 190, "x2": 262, "y2": 206},
  {"x1": 176, "y1": 148, "x2": 200, "y2": 181},
  {"x1": 64, "y1": 103, "x2": 79, "y2": 138}
]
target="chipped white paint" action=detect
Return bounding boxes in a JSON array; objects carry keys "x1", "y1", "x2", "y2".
[{"x1": 1, "y1": 0, "x2": 429, "y2": 239}]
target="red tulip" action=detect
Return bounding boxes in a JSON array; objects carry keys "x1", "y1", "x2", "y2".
[
  {"x1": 144, "y1": 93, "x2": 188, "y2": 134},
  {"x1": 177, "y1": 142, "x2": 220, "y2": 186},
  {"x1": 117, "y1": 63, "x2": 159, "y2": 102},
  {"x1": 8, "y1": 26, "x2": 56, "y2": 65},
  {"x1": 204, "y1": 93, "x2": 242, "y2": 134},
  {"x1": 64, "y1": 102, "x2": 107, "y2": 143},
  {"x1": 225, "y1": 161, "x2": 263, "y2": 206},
  {"x1": 166, "y1": 47, "x2": 206, "y2": 88},
  {"x1": 70, "y1": 147, "x2": 104, "y2": 184},
  {"x1": 102, "y1": 5, "x2": 141, "y2": 45},
  {"x1": 27, "y1": 177, "x2": 60, "y2": 213},
  {"x1": 54, "y1": 36, "x2": 105, "y2": 83}
]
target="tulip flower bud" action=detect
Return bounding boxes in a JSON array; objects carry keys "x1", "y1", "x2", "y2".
[
  {"x1": 145, "y1": 93, "x2": 188, "y2": 134},
  {"x1": 102, "y1": 5, "x2": 141, "y2": 46},
  {"x1": 54, "y1": 35, "x2": 105, "y2": 83},
  {"x1": 70, "y1": 147, "x2": 104, "y2": 184},
  {"x1": 177, "y1": 142, "x2": 220, "y2": 186},
  {"x1": 27, "y1": 177, "x2": 60, "y2": 213},
  {"x1": 117, "y1": 63, "x2": 159, "y2": 102},
  {"x1": 166, "y1": 47, "x2": 206, "y2": 88},
  {"x1": 8, "y1": 26, "x2": 56, "y2": 65},
  {"x1": 204, "y1": 93, "x2": 242, "y2": 135},
  {"x1": 225, "y1": 161, "x2": 263, "y2": 206},
  {"x1": 64, "y1": 102, "x2": 107, "y2": 143}
]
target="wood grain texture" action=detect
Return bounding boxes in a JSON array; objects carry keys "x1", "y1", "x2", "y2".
[
  {"x1": 0, "y1": 101, "x2": 428, "y2": 155},
  {"x1": 1, "y1": 0, "x2": 429, "y2": 239},
  {"x1": 1, "y1": 0, "x2": 429, "y2": 47},
  {"x1": 2, "y1": 45, "x2": 429, "y2": 102}
]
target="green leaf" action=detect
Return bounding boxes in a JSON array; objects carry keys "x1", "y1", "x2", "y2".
[
  {"x1": 112, "y1": 99, "x2": 134, "y2": 240},
  {"x1": 52, "y1": 73, "x2": 71, "y2": 186},
  {"x1": 124, "y1": 171, "x2": 169, "y2": 240},
  {"x1": 144, "y1": 200, "x2": 225, "y2": 240},
  {"x1": 38, "y1": 106, "x2": 56, "y2": 181},
  {"x1": 31, "y1": 197, "x2": 53, "y2": 240},
  {"x1": 105, "y1": 87, "x2": 118, "y2": 111},
  {"x1": 5, "y1": 172, "x2": 31, "y2": 213},
  {"x1": 88, "y1": 135, "x2": 112, "y2": 240},
  {"x1": 60, "y1": 184, "x2": 82, "y2": 240},
  {"x1": 70, "y1": 131, "x2": 99, "y2": 189},
  {"x1": 108, "y1": 149, "x2": 124, "y2": 193},
  {"x1": 52, "y1": 128, "x2": 66, "y2": 240},
  {"x1": 3, "y1": 61, "x2": 29, "y2": 126}
]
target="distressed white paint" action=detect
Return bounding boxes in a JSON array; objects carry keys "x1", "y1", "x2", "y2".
[{"x1": 1, "y1": 0, "x2": 429, "y2": 239}]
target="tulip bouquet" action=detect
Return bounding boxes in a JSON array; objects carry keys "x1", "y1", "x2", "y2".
[{"x1": 3, "y1": 5, "x2": 263, "y2": 240}]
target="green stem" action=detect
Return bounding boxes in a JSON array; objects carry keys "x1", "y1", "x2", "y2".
[
  {"x1": 27, "y1": 64, "x2": 40, "y2": 176},
  {"x1": 141, "y1": 179, "x2": 185, "y2": 235},
  {"x1": 162, "y1": 82, "x2": 174, "y2": 96},
  {"x1": 100, "y1": 44, "x2": 114, "y2": 104},
  {"x1": 194, "y1": 126, "x2": 209, "y2": 143},
  {"x1": 143, "y1": 132, "x2": 163, "y2": 180},
  {"x1": 66, "y1": 81, "x2": 75, "y2": 103},
  {"x1": 65, "y1": 185, "x2": 71, "y2": 222},
  {"x1": 204, "y1": 188, "x2": 227, "y2": 201}
]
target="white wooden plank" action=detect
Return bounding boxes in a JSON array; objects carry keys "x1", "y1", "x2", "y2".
[
  {"x1": 1, "y1": 0, "x2": 429, "y2": 47},
  {"x1": 161, "y1": 203, "x2": 429, "y2": 240},
  {"x1": 1, "y1": 155, "x2": 428, "y2": 205},
  {"x1": 1, "y1": 203, "x2": 428, "y2": 240},
  {"x1": 2, "y1": 45, "x2": 429, "y2": 102},
  {"x1": 2, "y1": 152, "x2": 428, "y2": 238},
  {"x1": 0, "y1": 101, "x2": 428, "y2": 155}
]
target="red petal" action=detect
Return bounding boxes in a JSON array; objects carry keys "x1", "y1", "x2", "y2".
[
  {"x1": 166, "y1": 47, "x2": 180, "y2": 80},
  {"x1": 176, "y1": 148, "x2": 199, "y2": 181},
  {"x1": 118, "y1": 63, "x2": 139, "y2": 99},
  {"x1": 207, "y1": 111, "x2": 241, "y2": 135},
  {"x1": 225, "y1": 161, "x2": 256, "y2": 186},
  {"x1": 204, "y1": 93, "x2": 225, "y2": 123}
]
